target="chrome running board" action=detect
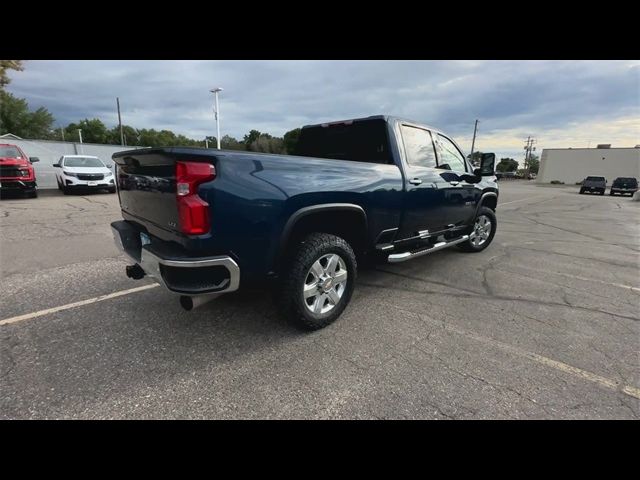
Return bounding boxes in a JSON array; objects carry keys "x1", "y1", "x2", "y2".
[{"x1": 387, "y1": 235, "x2": 469, "y2": 263}]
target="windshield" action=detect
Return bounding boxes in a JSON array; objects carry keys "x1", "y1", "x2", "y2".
[
  {"x1": 0, "y1": 146, "x2": 23, "y2": 158},
  {"x1": 585, "y1": 176, "x2": 605, "y2": 181},
  {"x1": 63, "y1": 157, "x2": 104, "y2": 168}
]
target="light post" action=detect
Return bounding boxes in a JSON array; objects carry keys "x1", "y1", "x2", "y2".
[
  {"x1": 210, "y1": 87, "x2": 223, "y2": 149},
  {"x1": 77, "y1": 129, "x2": 83, "y2": 154}
]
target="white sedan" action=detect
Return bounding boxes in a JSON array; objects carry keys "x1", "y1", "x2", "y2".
[{"x1": 53, "y1": 155, "x2": 116, "y2": 194}]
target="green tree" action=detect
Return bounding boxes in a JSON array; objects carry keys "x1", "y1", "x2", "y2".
[
  {"x1": 0, "y1": 91, "x2": 55, "y2": 138},
  {"x1": 0, "y1": 60, "x2": 23, "y2": 88},
  {"x1": 220, "y1": 135, "x2": 243, "y2": 150},
  {"x1": 283, "y1": 128, "x2": 301, "y2": 154},
  {"x1": 496, "y1": 157, "x2": 519, "y2": 172},
  {"x1": 526, "y1": 154, "x2": 540, "y2": 174},
  {"x1": 64, "y1": 118, "x2": 110, "y2": 144},
  {"x1": 243, "y1": 130, "x2": 261, "y2": 150}
]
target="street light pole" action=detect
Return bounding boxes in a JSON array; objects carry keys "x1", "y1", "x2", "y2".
[
  {"x1": 77, "y1": 129, "x2": 83, "y2": 154},
  {"x1": 210, "y1": 87, "x2": 223, "y2": 149}
]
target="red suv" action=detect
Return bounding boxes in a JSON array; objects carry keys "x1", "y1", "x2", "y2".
[{"x1": 0, "y1": 144, "x2": 39, "y2": 198}]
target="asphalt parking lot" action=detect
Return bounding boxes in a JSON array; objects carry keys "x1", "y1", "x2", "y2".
[{"x1": 1, "y1": 182, "x2": 638, "y2": 419}]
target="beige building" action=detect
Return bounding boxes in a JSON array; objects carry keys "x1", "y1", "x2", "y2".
[{"x1": 537, "y1": 146, "x2": 640, "y2": 184}]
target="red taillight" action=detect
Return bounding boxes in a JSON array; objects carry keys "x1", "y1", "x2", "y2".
[{"x1": 176, "y1": 161, "x2": 215, "y2": 235}]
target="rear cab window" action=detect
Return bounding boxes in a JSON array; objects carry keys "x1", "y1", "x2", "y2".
[{"x1": 295, "y1": 119, "x2": 393, "y2": 165}]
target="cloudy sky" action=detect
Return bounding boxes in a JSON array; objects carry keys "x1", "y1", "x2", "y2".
[{"x1": 6, "y1": 60, "x2": 640, "y2": 160}]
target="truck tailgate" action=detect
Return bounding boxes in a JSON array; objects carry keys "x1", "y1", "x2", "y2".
[{"x1": 112, "y1": 148, "x2": 216, "y2": 236}]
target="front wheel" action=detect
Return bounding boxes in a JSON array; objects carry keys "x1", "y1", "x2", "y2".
[
  {"x1": 278, "y1": 232, "x2": 357, "y2": 331},
  {"x1": 458, "y1": 206, "x2": 497, "y2": 253}
]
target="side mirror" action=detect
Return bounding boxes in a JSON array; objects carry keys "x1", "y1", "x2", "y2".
[
  {"x1": 29, "y1": 157, "x2": 40, "y2": 163},
  {"x1": 52, "y1": 164, "x2": 61, "y2": 168},
  {"x1": 479, "y1": 153, "x2": 496, "y2": 176}
]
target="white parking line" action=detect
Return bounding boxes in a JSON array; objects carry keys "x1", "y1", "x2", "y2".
[
  {"x1": 498, "y1": 196, "x2": 544, "y2": 207},
  {"x1": 0, "y1": 284, "x2": 160, "y2": 326}
]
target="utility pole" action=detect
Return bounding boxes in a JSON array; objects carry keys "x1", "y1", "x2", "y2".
[
  {"x1": 205, "y1": 138, "x2": 209, "y2": 149},
  {"x1": 77, "y1": 129, "x2": 83, "y2": 154},
  {"x1": 117, "y1": 97, "x2": 124, "y2": 146},
  {"x1": 469, "y1": 119, "x2": 479, "y2": 166},
  {"x1": 523, "y1": 136, "x2": 536, "y2": 178},
  {"x1": 60, "y1": 127, "x2": 65, "y2": 142}
]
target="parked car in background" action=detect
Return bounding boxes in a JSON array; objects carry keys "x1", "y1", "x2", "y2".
[
  {"x1": 609, "y1": 177, "x2": 638, "y2": 196},
  {"x1": 110, "y1": 115, "x2": 499, "y2": 330},
  {"x1": 0, "y1": 143, "x2": 39, "y2": 198},
  {"x1": 579, "y1": 176, "x2": 606, "y2": 195},
  {"x1": 53, "y1": 155, "x2": 116, "y2": 194}
]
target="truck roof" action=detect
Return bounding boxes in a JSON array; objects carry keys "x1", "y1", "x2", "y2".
[{"x1": 301, "y1": 115, "x2": 442, "y2": 134}]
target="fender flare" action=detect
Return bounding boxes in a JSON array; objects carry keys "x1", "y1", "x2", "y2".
[
  {"x1": 276, "y1": 203, "x2": 368, "y2": 264},
  {"x1": 475, "y1": 191, "x2": 498, "y2": 217}
]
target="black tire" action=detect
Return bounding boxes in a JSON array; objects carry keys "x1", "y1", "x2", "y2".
[
  {"x1": 610, "y1": 191, "x2": 615, "y2": 196},
  {"x1": 600, "y1": 190, "x2": 605, "y2": 196},
  {"x1": 458, "y1": 206, "x2": 497, "y2": 253},
  {"x1": 27, "y1": 189, "x2": 38, "y2": 198},
  {"x1": 109, "y1": 187, "x2": 117, "y2": 194},
  {"x1": 62, "y1": 186, "x2": 71, "y2": 195},
  {"x1": 277, "y1": 232, "x2": 357, "y2": 331},
  {"x1": 579, "y1": 189, "x2": 584, "y2": 194}
]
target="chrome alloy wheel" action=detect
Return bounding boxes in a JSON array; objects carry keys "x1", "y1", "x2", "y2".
[
  {"x1": 469, "y1": 214, "x2": 492, "y2": 247},
  {"x1": 303, "y1": 253, "x2": 348, "y2": 314}
]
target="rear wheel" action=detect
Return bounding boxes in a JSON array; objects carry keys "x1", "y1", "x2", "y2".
[
  {"x1": 579, "y1": 188, "x2": 585, "y2": 194},
  {"x1": 27, "y1": 189, "x2": 38, "y2": 198},
  {"x1": 278, "y1": 232, "x2": 356, "y2": 331},
  {"x1": 458, "y1": 206, "x2": 497, "y2": 253}
]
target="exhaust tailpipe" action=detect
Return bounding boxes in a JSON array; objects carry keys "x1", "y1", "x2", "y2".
[{"x1": 179, "y1": 294, "x2": 219, "y2": 311}]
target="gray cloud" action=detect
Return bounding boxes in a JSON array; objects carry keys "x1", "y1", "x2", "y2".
[{"x1": 6, "y1": 60, "x2": 640, "y2": 159}]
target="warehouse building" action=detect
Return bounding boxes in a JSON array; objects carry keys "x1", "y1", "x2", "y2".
[{"x1": 537, "y1": 146, "x2": 640, "y2": 184}]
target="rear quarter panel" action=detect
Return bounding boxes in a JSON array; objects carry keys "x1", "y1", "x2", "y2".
[{"x1": 198, "y1": 152, "x2": 404, "y2": 280}]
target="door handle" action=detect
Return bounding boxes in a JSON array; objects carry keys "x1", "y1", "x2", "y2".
[
  {"x1": 409, "y1": 178, "x2": 423, "y2": 185},
  {"x1": 449, "y1": 181, "x2": 460, "y2": 186}
]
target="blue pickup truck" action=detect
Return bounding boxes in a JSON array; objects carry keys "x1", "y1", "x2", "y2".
[{"x1": 111, "y1": 115, "x2": 498, "y2": 330}]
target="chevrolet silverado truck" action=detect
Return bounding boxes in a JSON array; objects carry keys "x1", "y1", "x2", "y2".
[
  {"x1": 0, "y1": 144, "x2": 40, "y2": 198},
  {"x1": 111, "y1": 116, "x2": 498, "y2": 330}
]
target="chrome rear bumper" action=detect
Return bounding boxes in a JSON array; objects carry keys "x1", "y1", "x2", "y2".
[{"x1": 111, "y1": 222, "x2": 240, "y2": 295}]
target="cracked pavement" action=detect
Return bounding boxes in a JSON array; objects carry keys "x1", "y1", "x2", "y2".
[{"x1": 0, "y1": 183, "x2": 638, "y2": 419}]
